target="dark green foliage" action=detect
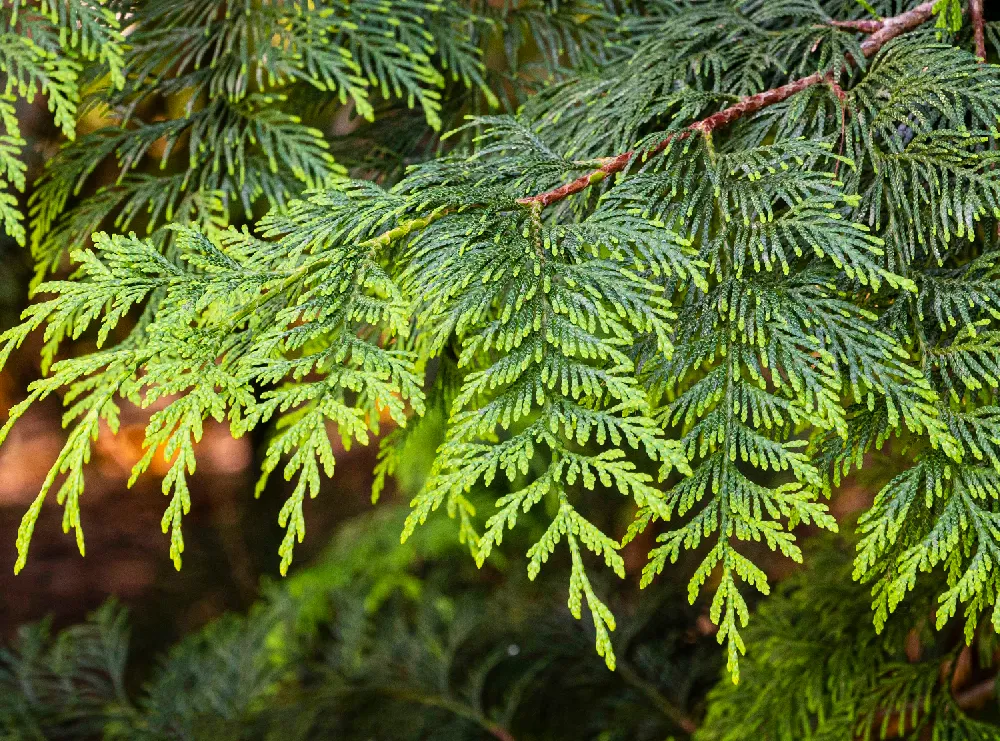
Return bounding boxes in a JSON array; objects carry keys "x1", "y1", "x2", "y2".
[
  {"x1": 1, "y1": 0, "x2": 125, "y2": 246},
  {"x1": 9, "y1": 518, "x2": 1000, "y2": 739},
  {"x1": 1, "y1": 601, "x2": 131, "y2": 737},
  {"x1": 0, "y1": 507, "x2": 723, "y2": 740},
  {"x1": 20, "y1": 0, "x2": 510, "y2": 281},
  {"x1": 9, "y1": 0, "x2": 619, "y2": 279}
]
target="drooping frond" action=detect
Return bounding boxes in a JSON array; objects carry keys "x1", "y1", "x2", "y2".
[{"x1": 1, "y1": 193, "x2": 425, "y2": 573}]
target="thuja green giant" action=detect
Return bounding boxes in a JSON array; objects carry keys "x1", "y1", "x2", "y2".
[{"x1": 3, "y1": 0, "x2": 1000, "y2": 680}]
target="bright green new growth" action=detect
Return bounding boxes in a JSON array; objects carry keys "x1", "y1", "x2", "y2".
[{"x1": 5, "y1": 0, "x2": 1000, "y2": 681}]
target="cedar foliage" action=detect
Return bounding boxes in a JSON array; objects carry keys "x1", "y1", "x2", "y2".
[{"x1": 5, "y1": 0, "x2": 1000, "y2": 688}]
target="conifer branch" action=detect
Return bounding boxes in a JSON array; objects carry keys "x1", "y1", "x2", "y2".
[
  {"x1": 380, "y1": 687, "x2": 517, "y2": 741},
  {"x1": 227, "y1": 206, "x2": 452, "y2": 326},
  {"x1": 857, "y1": 2, "x2": 935, "y2": 55},
  {"x1": 8, "y1": 0, "x2": 1000, "y2": 696},
  {"x1": 865, "y1": 661, "x2": 998, "y2": 739},
  {"x1": 516, "y1": 2, "x2": 936, "y2": 209}
]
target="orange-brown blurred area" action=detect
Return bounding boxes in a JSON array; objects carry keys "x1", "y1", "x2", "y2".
[
  {"x1": 0, "y1": 339, "x2": 390, "y2": 653},
  {"x1": 0, "y1": 328, "x2": 387, "y2": 646}
]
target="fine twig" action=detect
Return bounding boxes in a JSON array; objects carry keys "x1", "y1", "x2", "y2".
[
  {"x1": 616, "y1": 658, "x2": 700, "y2": 734},
  {"x1": 379, "y1": 687, "x2": 517, "y2": 741},
  {"x1": 970, "y1": 0, "x2": 987, "y2": 62},
  {"x1": 516, "y1": 2, "x2": 936, "y2": 209},
  {"x1": 829, "y1": 18, "x2": 884, "y2": 33},
  {"x1": 955, "y1": 675, "x2": 997, "y2": 711}
]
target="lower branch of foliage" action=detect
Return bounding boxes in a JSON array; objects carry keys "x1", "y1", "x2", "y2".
[
  {"x1": 378, "y1": 687, "x2": 516, "y2": 741},
  {"x1": 868, "y1": 655, "x2": 999, "y2": 739},
  {"x1": 515, "y1": 2, "x2": 936, "y2": 210},
  {"x1": 616, "y1": 658, "x2": 699, "y2": 734}
]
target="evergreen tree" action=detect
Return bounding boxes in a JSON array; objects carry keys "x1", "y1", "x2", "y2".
[{"x1": 5, "y1": 0, "x2": 1000, "y2": 688}]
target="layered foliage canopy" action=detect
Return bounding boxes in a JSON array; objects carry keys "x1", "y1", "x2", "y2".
[
  {"x1": 5, "y1": 0, "x2": 1000, "y2": 688},
  {"x1": 702, "y1": 535, "x2": 1000, "y2": 741}
]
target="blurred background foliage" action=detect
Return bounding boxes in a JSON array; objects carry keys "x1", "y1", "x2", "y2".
[{"x1": 1, "y1": 504, "x2": 724, "y2": 739}]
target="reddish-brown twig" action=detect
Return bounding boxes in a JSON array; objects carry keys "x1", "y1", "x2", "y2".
[
  {"x1": 970, "y1": 0, "x2": 987, "y2": 62},
  {"x1": 516, "y1": 2, "x2": 936, "y2": 209},
  {"x1": 830, "y1": 18, "x2": 884, "y2": 33}
]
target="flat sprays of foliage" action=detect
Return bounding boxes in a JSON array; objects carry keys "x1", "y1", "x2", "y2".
[{"x1": 5, "y1": 0, "x2": 1000, "y2": 692}]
